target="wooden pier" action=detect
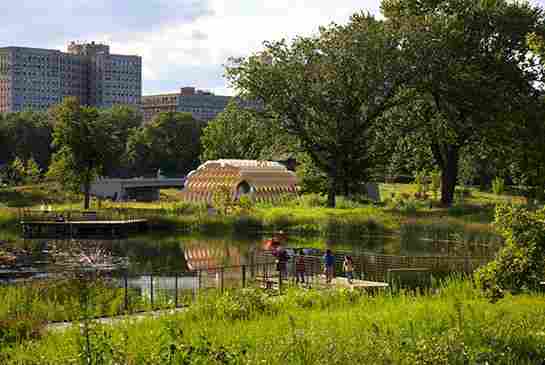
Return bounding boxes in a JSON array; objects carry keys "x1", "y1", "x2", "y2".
[{"x1": 20, "y1": 210, "x2": 148, "y2": 239}]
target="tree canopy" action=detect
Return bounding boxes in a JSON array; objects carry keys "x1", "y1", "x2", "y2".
[
  {"x1": 126, "y1": 112, "x2": 203, "y2": 177},
  {"x1": 227, "y1": 14, "x2": 407, "y2": 207},
  {"x1": 200, "y1": 100, "x2": 294, "y2": 162},
  {"x1": 0, "y1": 110, "x2": 53, "y2": 169},
  {"x1": 48, "y1": 97, "x2": 119, "y2": 209},
  {"x1": 381, "y1": 0, "x2": 544, "y2": 205}
]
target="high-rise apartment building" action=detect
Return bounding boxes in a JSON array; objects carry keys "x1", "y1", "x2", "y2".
[
  {"x1": 142, "y1": 86, "x2": 261, "y2": 123},
  {"x1": 0, "y1": 42, "x2": 141, "y2": 113}
]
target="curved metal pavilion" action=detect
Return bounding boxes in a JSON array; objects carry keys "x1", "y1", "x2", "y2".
[{"x1": 181, "y1": 159, "x2": 298, "y2": 203}]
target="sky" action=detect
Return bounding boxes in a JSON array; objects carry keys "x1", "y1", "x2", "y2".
[{"x1": 1, "y1": 0, "x2": 544, "y2": 96}]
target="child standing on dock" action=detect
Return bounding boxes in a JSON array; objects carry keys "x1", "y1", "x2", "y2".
[
  {"x1": 343, "y1": 256, "x2": 354, "y2": 284},
  {"x1": 323, "y1": 249, "x2": 335, "y2": 284}
]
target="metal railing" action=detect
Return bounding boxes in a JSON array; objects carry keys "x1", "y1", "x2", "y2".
[{"x1": 0, "y1": 248, "x2": 496, "y2": 323}]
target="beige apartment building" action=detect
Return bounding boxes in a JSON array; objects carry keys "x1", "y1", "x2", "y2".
[
  {"x1": 0, "y1": 42, "x2": 141, "y2": 113},
  {"x1": 142, "y1": 86, "x2": 261, "y2": 123}
]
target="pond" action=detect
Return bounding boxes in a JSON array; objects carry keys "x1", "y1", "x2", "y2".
[{"x1": 1, "y1": 224, "x2": 502, "y2": 275}]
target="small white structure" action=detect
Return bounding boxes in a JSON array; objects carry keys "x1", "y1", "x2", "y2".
[{"x1": 90, "y1": 178, "x2": 185, "y2": 201}]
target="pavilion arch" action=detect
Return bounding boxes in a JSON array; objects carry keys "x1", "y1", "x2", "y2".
[{"x1": 181, "y1": 159, "x2": 298, "y2": 204}]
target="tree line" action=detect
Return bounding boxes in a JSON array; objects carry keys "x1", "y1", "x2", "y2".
[
  {"x1": 2, "y1": 0, "x2": 545, "y2": 209},
  {"x1": 0, "y1": 98, "x2": 203, "y2": 208},
  {"x1": 211, "y1": 0, "x2": 545, "y2": 207}
]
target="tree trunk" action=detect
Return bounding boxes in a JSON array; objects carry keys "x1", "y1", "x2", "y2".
[
  {"x1": 84, "y1": 179, "x2": 91, "y2": 210},
  {"x1": 536, "y1": 167, "x2": 545, "y2": 203},
  {"x1": 327, "y1": 162, "x2": 337, "y2": 208},
  {"x1": 343, "y1": 178, "x2": 350, "y2": 198},
  {"x1": 440, "y1": 146, "x2": 459, "y2": 207}
]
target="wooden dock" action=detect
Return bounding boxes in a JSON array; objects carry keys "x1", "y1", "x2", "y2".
[
  {"x1": 21, "y1": 218, "x2": 148, "y2": 239},
  {"x1": 257, "y1": 273, "x2": 388, "y2": 292},
  {"x1": 327, "y1": 277, "x2": 389, "y2": 289}
]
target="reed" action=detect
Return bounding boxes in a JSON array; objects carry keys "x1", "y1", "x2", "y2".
[{"x1": 2, "y1": 279, "x2": 545, "y2": 364}]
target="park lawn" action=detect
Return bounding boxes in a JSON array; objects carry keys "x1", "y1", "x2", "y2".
[
  {"x1": 0, "y1": 183, "x2": 520, "y2": 238},
  {"x1": 2, "y1": 281, "x2": 545, "y2": 364}
]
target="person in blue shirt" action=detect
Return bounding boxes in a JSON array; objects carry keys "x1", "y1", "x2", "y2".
[{"x1": 323, "y1": 249, "x2": 335, "y2": 284}]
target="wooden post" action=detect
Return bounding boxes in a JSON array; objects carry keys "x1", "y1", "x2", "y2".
[
  {"x1": 174, "y1": 273, "x2": 179, "y2": 308},
  {"x1": 242, "y1": 265, "x2": 246, "y2": 288},
  {"x1": 360, "y1": 255, "x2": 364, "y2": 280},
  {"x1": 220, "y1": 268, "x2": 224, "y2": 293}
]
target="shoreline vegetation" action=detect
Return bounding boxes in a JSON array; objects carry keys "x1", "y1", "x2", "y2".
[
  {"x1": 2, "y1": 279, "x2": 545, "y2": 364},
  {"x1": 0, "y1": 183, "x2": 524, "y2": 241},
  {"x1": 1, "y1": 184, "x2": 544, "y2": 364}
]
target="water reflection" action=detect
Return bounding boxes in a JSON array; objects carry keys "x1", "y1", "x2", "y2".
[{"x1": 1, "y1": 228, "x2": 502, "y2": 275}]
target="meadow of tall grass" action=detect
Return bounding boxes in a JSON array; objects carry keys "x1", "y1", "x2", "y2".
[
  {"x1": 0, "y1": 274, "x2": 192, "y2": 347},
  {"x1": 2, "y1": 279, "x2": 545, "y2": 364}
]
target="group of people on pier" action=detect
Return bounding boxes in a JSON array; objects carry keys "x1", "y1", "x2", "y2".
[{"x1": 266, "y1": 232, "x2": 356, "y2": 285}]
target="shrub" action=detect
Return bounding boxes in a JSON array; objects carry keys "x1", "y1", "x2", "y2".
[
  {"x1": 335, "y1": 196, "x2": 367, "y2": 209},
  {"x1": 171, "y1": 201, "x2": 206, "y2": 215},
  {"x1": 187, "y1": 289, "x2": 275, "y2": 321},
  {"x1": 237, "y1": 195, "x2": 254, "y2": 214},
  {"x1": 430, "y1": 169, "x2": 441, "y2": 201},
  {"x1": 475, "y1": 204, "x2": 545, "y2": 300},
  {"x1": 297, "y1": 194, "x2": 326, "y2": 208},
  {"x1": 492, "y1": 177, "x2": 505, "y2": 195},
  {"x1": 414, "y1": 170, "x2": 430, "y2": 200}
]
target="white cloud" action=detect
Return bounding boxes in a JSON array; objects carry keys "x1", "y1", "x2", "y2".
[
  {"x1": 78, "y1": 0, "x2": 545, "y2": 96},
  {"x1": 113, "y1": 0, "x2": 378, "y2": 95}
]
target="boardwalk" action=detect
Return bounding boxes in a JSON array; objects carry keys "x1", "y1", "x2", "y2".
[
  {"x1": 19, "y1": 210, "x2": 148, "y2": 239},
  {"x1": 21, "y1": 219, "x2": 148, "y2": 239}
]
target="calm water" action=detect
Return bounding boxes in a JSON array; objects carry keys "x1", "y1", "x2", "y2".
[{"x1": 3, "y1": 228, "x2": 503, "y2": 274}]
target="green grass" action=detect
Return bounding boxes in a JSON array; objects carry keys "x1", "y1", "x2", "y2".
[
  {"x1": 0, "y1": 183, "x2": 518, "y2": 243},
  {"x1": 2, "y1": 280, "x2": 545, "y2": 364},
  {"x1": 0, "y1": 183, "x2": 81, "y2": 208}
]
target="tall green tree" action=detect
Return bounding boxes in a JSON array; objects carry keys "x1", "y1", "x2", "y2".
[
  {"x1": 227, "y1": 14, "x2": 406, "y2": 207},
  {"x1": 48, "y1": 97, "x2": 118, "y2": 209},
  {"x1": 200, "y1": 100, "x2": 294, "y2": 162},
  {"x1": 509, "y1": 97, "x2": 545, "y2": 201},
  {"x1": 508, "y1": 31, "x2": 545, "y2": 201},
  {"x1": 0, "y1": 110, "x2": 53, "y2": 169},
  {"x1": 126, "y1": 112, "x2": 202, "y2": 177},
  {"x1": 100, "y1": 105, "x2": 142, "y2": 176},
  {"x1": 382, "y1": 0, "x2": 543, "y2": 205}
]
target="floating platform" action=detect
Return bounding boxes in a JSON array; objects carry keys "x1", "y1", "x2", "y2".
[
  {"x1": 21, "y1": 219, "x2": 148, "y2": 239},
  {"x1": 257, "y1": 273, "x2": 388, "y2": 292}
]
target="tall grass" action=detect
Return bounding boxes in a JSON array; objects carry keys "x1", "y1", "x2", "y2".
[
  {"x1": 0, "y1": 209, "x2": 17, "y2": 230},
  {"x1": 2, "y1": 279, "x2": 545, "y2": 364},
  {"x1": 0, "y1": 275, "x2": 180, "y2": 338},
  {"x1": 0, "y1": 184, "x2": 508, "y2": 248}
]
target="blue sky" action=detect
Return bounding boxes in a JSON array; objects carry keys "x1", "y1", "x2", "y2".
[{"x1": 1, "y1": 0, "x2": 543, "y2": 96}]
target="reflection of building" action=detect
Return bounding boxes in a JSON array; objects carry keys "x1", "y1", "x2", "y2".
[
  {"x1": 182, "y1": 159, "x2": 298, "y2": 204},
  {"x1": 141, "y1": 86, "x2": 261, "y2": 123},
  {"x1": 184, "y1": 245, "x2": 242, "y2": 270},
  {"x1": 0, "y1": 42, "x2": 141, "y2": 113}
]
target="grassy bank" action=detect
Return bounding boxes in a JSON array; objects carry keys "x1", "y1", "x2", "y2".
[
  {"x1": 2, "y1": 280, "x2": 545, "y2": 364},
  {"x1": 0, "y1": 183, "x2": 517, "y2": 243}
]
